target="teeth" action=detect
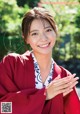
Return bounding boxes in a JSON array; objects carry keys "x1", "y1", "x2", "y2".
[{"x1": 39, "y1": 43, "x2": 49, "y2": 48}]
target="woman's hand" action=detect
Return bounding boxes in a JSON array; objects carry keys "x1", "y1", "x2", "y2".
[{"x1": 46, "y1": 74, "x2": 79, "y2": 100}]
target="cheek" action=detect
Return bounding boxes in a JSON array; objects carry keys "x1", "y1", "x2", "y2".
[
  {"x1": 50, "y1": 35, "x2": 56, "y2": 46},
  {"x1": 47, "y1": 31, "x2": 56, "y2": 38},
  {"x1": 52, "y1": 38, "x2": 56, "y2": 45},
  {"x1": 50, "y1": 34, "x2": 56, "y2": 41},
  {"x1": 26, "y1": 39, "x2": 37, "y2": 48}
]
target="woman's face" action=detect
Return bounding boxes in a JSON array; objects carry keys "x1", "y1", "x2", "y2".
[{"x1": 25, "y1": 18, "x2": 56, "y2": 55}]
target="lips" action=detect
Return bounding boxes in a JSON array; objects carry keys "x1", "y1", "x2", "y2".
[{"x1": 38, "y1": 42, "x2": 50, "y2": 48}]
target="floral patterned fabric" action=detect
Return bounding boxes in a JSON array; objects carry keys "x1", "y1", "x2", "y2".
[{"x1": 32, "y1": 53, "x2": 54, "y2": 89}]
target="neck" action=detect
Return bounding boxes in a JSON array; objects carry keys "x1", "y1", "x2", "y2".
[{"x1": 33, "y1": 51, "x2": 52, "y2": 71}]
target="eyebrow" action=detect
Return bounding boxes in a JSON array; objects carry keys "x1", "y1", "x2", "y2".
[
  {"x1": 30, "y1": 26, "x2": 52, "y2": 33},
  {"x1": 30, "y1": 30, "x2": 38, "y2": 33}
]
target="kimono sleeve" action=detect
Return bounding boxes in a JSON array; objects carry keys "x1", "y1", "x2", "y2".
[
  {"x1": 0, "y1": 55, "x2": 46, "y2": 114},
  {"x1": 64, "y1": 88, "x2": 80, "y2": 114},
  {"x1": 61, "y1": 67, "x2": 80, "y2": 114}
]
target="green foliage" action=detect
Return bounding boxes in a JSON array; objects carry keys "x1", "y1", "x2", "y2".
[
  {"x1": 0, "y1": 0, "x2": 20, "y2": 34},
  {"x1": 16, "y1": 0, "x2": 27, "y2": 7},
  {"x1": 73, "y1": 31, "x2": 80, "y2": 43},
  {"x1": 16, "y1": 0, "x2": 40, "y2": 8},
  {"x1": 28, "y1": 0, "x2": 40, "y2": 7},
  {"x1": 0, "y1": 0, "x2": 30, "y2": 34},
  {"x1": 73, "y1": 6, "x2": 80, "y2": 44},
  {"x1": 0, "y1": 35, "x2": 9, "y2": 60},
  {"x1": 0, "y1": 0, "x2": 30, "y2": 60},
  {"x1": 75, "y1": 6, "x2": 80, "y2": 28}
]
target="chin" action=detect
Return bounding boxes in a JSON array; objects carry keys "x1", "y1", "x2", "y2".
[{"x1": 38, "y1": 50, "x2": 52, "y2": 55}]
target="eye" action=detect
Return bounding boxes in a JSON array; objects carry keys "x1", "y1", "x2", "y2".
[
  {"x1": 31, "y1": 32, "x2": 38, "y2": 36},
  {"x1": 46, "y1": 28, "x2": 52, "y2": 32}
]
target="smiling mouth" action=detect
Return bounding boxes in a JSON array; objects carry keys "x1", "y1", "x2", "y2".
[{"x1": 38, "y1": 42, "x2": 50, "y2": 48}]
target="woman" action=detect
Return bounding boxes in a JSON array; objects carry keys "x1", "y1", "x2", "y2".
[{"x1": 0, "y1": 7, "x2": 80, "y2": 114}]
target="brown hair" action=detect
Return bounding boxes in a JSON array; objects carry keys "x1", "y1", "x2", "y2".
[{"x1": 22, "y1": 7, "x2": 58, "y2": 40}]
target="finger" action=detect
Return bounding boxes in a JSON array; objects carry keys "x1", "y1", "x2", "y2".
[
  {"x1": 47, "y1": 75, "x2": 79, "y2": 96},
  {"x1": 55, "y1": 86, "x2": 73, "y2": 97},
  {"x1": 50, "y1": 77, "x2": 78, "y2": 93},
  {"x1": 64, "y1": 81, "x2": 78, "y2": 92},
  {"x1": 69, "y1": 80, "x2": 78, "y2": 89},
  {"x1": 63, "y1": 89, "x2": 73, "y2": 96},
  {"x1": 53, "y1": 87, "x2": 71, "y2": 96},
  {"x1": 68, "y1": 73, "x2": 76, "y2": 77},
  {"x1": 55, "y1": 77, "x2": 78, "y2": 93},
  {"x1": 72, "y1": 73, "x2": 76, "y2": 77},
  {"x1": 52, "y1": 76, "x2": 73, "y2": 87},
  {"x1": 53, "y1": 74, "x2": 78, "y2": 86},
  {"x1": 70, "y1": 77, "x2": 79, "y2": 85},
  {"x1": 63, "y1": 81, "x2": 78, "y2": 96},
  {"x1": 60, "y1": 77, "x2": 79, "y2": 89},
  {"x1": 67, "y1": 77, "x2": 79, "y2": 88},
  {"x1": 72, "y1": 76, "x2": 79, "y2": 82}
]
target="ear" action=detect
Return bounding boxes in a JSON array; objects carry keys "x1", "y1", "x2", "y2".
[
  {"x1": 22, "y1": 33, "x2": 29, "y2": 44},
  {"x1": 22, "y1": 33, "x2": 25, "y2": 39},
  {"x1": 25, "y1": 37, "x2": 30, "y2": 44}
]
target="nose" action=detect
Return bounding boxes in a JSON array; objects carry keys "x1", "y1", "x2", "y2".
[{"x1": 40, "y1": 32, "x2": 48, "y2": 41}]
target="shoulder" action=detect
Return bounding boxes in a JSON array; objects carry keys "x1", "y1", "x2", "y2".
[
  {"x1": 54, "y1": 61, "x2": 72, "y2": 78},
  {"x1": 0, "y1": 51, "x2": 33, "y2": 79},
  {"x1": 0, "y1": 51, "x2": 33, "y2": 66}
]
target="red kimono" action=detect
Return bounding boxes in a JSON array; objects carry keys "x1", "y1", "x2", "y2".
[{"x1": 0, "y1": 51, "x2": 80, "y2": 114}]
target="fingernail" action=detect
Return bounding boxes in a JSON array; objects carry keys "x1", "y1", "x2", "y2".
[
  {"x1": 76, "y1": 81, "x2": 78, "y2": 84},
  {"x1": 76, "y1": 77, "x2": 79, "y2": 80},
  {"x1": 73, "y1": 73, "x2": 76, "y2": 76}
]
